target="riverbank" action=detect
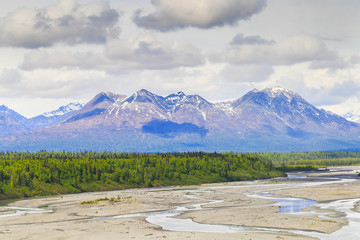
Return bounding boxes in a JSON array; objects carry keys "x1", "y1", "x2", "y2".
[{"x1": 1, "y1": 166, "x2": 360, "y2": 240}]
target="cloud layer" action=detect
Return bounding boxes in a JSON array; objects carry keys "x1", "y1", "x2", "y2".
[
  {"x1": 0, "y1": 68, "x2": 107, "y2": 98},
  {"x1": 0, "y1": 0, "x2": 120, "y2": 48},
  {"x1": 21, "y1": 33, "x2": 205, "y2": 71},
  {"x1": 213, "y1": 34, "x2": 347, "y2": 69},
  {"x1": 133, "y1": 0, "x2": 266, "y2": 31},
  {"x1": 220, "y1": 65, "x2": 274, "y2": 83}
]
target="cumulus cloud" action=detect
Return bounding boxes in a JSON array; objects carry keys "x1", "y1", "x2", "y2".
[
  {"x1": 273, "y1": 66, "x2": 360, "y2": 108},
  {"x1": 328, "y1": 80, "x2": 360, "y2": 103},
  {"x1": 0, "y1": 0, "x2": 120, "y2": 48},
  {"x1": 104, "y1": 34, "x2": 204, "y2": 69},
  {"x1": 230, "y1": 33, "x2": 274, "y2": 45},
  {"x1": 133, "y1": 0, "x2": 266, "y2": 31},
  {"x1": 309, "y1": 54, "x2": 348, "y2": 70},
  {"x1": 213, "y1": 34, "x2": 347, "y2": 69},
  {"x1": 21, "y1": 33, "x2": 205, "y2": 71}
]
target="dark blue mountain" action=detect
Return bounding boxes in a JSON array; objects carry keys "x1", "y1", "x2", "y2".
[{"x1": 0, "y1": 105, "x2": 28, "y2": 136}]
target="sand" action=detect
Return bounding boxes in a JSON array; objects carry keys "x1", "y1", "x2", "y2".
[{"x1": 1, "y1": 167, "x2": 360, "y2": 240}]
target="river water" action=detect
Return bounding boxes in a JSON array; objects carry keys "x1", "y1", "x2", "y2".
[
  {"x1": 100, "y1": 175, "x2": 360, "y2": 239},
  {"x1": 0, "y1": 206, "x2": 53, "y2": 218},
  {"x1": 1, "y1": 171, "x2": 360, "y2": 239}
]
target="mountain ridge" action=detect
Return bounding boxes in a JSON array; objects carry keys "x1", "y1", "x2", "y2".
[{"x1": 0, "y1": 87, "x2": 359, "y2": 152}]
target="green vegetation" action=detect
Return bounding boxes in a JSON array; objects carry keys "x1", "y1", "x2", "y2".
[
  {"x1": 81, "y1": 195, "x2": 133, "y2": 204},
  {"x1": 3, "y1": 151, "x2": 359, "y2": 200},
  {"x1": 257, "y1": 151, "x2": 360, "y2": 166},
  {"x1": 0, "y1": 151, "x2": 284, "y2": 200},
  {"x1": 258, "y1": 151, "x2": 360, "y2": 171},
  {"x1": 276, "y1": 158, "x2": 360, "y2": 167},
  {"x1": 275, "y1": 165, "x2": 320, "y2": 172}
]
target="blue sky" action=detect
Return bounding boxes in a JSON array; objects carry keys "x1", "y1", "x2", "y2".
[{"x1": 0, "y1": 0, "x2": 359, "y2": 117}]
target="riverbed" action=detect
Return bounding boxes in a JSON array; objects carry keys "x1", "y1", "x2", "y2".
[{"x1": 1, "y1": 166, "x2": 360, "y2": 239}]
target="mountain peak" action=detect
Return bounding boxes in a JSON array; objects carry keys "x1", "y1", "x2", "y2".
[
  {"x1": 42, "y1": 103, "x2": 83, "y2": 117},
  {"x1": 136, "y1": 89, "x2": 154, "y2": 95},
  {"x1": 91, "y1": 91, "x2": 117, "y2": 106},
  {"x1": 165, "y1": 91, "x2": 187, "y2": 105},
  {"x1": 132, "y1": 89, "x2": 162, "y2": 100},
  {"x1": 263, "y1": 86, "x2": 299, "y2": 99},
  {"x1": 0, "y1": 105, "x2": 27, "y2": 133},
  {"x1": 1, "y1": 87, "x2": 360, "y2": 152},
  {"x1": 0, "y1": 105, "x2": 9, "y2": 111}
]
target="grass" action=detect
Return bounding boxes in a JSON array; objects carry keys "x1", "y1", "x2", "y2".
[{"x1": 81, "y1": 195, "x2": 133, "y2": 205}]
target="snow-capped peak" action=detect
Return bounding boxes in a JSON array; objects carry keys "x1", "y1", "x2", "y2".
[
  {"x1": 165, "y1": 91, "x2": 187, "y2": 104},
  {"x1": 263, "y1": 86, "x2": 298, "y2": 99},
  {"x1": 42, "y1": 103, "x2": 83, "y2": 117}
]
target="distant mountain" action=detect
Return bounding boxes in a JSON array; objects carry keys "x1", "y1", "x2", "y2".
[
  {"x1": 226, "y1": 87, "x2": 356, "y2": 137},
  {"x1": 343, "y1": 112, "x2": 360, "y2": 123},
  {"x1": 0, "y1": 105, "x2": 28, "y2": 136},
  {"x1": 1, "y1": 87, "x2": 360, "y2": 152},
  {"x1": 25, "y1": 103, "x2": 83, "y2": 130}
]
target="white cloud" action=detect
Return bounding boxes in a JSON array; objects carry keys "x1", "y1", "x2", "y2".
[
  {"x1": 323, "y1": 96, "x2": 360, "y2": 116},
  {"x1": 0, "y1": 68, "x2": 109, "y2": 99},
  {"x1": 0, "y1": 0, "x2": 120, "y2": 48},
  {"x1": 213, "y1": 34, "x2": 347, "y2": 69},
  {"x1": 133, "y1": 0, "x2": 266, "y2": 31},
  {"x1": 105, "y1": 34, "x2": 205, "y2": 70},
  {"x1": 271, "y1": 66, "x2": 360, "y2": 108},
  {"x1": 0, "y1": 68, "x2": 22, "y2": 85},
  {"x1": 21, "y1": 33, "x2": 205, "y2": 71}
]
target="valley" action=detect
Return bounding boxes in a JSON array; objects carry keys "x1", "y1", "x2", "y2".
[{"x1": 1, "y1": 166, "x2": 360, "y2": 240}]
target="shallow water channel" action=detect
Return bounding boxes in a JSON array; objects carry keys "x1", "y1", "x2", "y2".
[
  {"x1": 1, "y1": 173, "x2": 360, "y2": 239},
  {"x1": 99, "y1": 175, "x2": 360, "y2": 239},
  {"x1": 0, "y1": 206, "x2": 53, "y2": 218}
]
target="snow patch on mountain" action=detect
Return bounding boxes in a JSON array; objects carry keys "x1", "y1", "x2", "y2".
[
  {"x1": 42, "y1": 103, "x2": 84, "y2": 117},
  {"x1": 343, "y1": 112, "x2": 360, "y2": 123},
  {"x1": 264, "y1": 86, "x2": 299, "y2": 99}
]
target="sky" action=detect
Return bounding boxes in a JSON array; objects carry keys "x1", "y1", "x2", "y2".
[{"x1": 0, "y1": 0, "x2": 360, "y2": 117}]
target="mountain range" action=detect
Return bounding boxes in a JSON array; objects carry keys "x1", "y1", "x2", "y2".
[
  {"x1": 1, "y1": 87, "x2": 360, "y2": 152},
  {"x1": 0, "y1": 103, "x2": 83, "y2": 136}
]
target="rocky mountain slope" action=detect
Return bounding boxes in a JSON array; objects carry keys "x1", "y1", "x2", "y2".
[
  {"x1": 0, "y1": 105, "x2": 28, "y2": 136},
  {"x1": 1, "y1": 87, "x2": 359, "y2": 152},
  {"x1": 25, "y1": 103, "x2": 83, "y2": 130}
]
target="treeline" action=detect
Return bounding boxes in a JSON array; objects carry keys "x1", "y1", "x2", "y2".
[
  {"x1": 0, "y1": 152, "x2": 285, "y2": 200},
  {"x1": 275, "y1": 158, "x2": 360, "y2": 167},
  {"x1": 257, "y1": 151, "x2": 360, "y2": 162},
  {"x1": 257, "y1": 151, "x2": 360, "y2": 167}
]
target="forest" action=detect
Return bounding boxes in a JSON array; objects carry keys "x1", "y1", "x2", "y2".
[
  {"x1": 0, "y1": 151, "x2": 285, "y2": 200},
  {"x1": 2, "y1": 151, "x2": 360, "y2": 200},
  {"x1": 258, "y1": 151, "x2": 360, "y2": 167}
]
